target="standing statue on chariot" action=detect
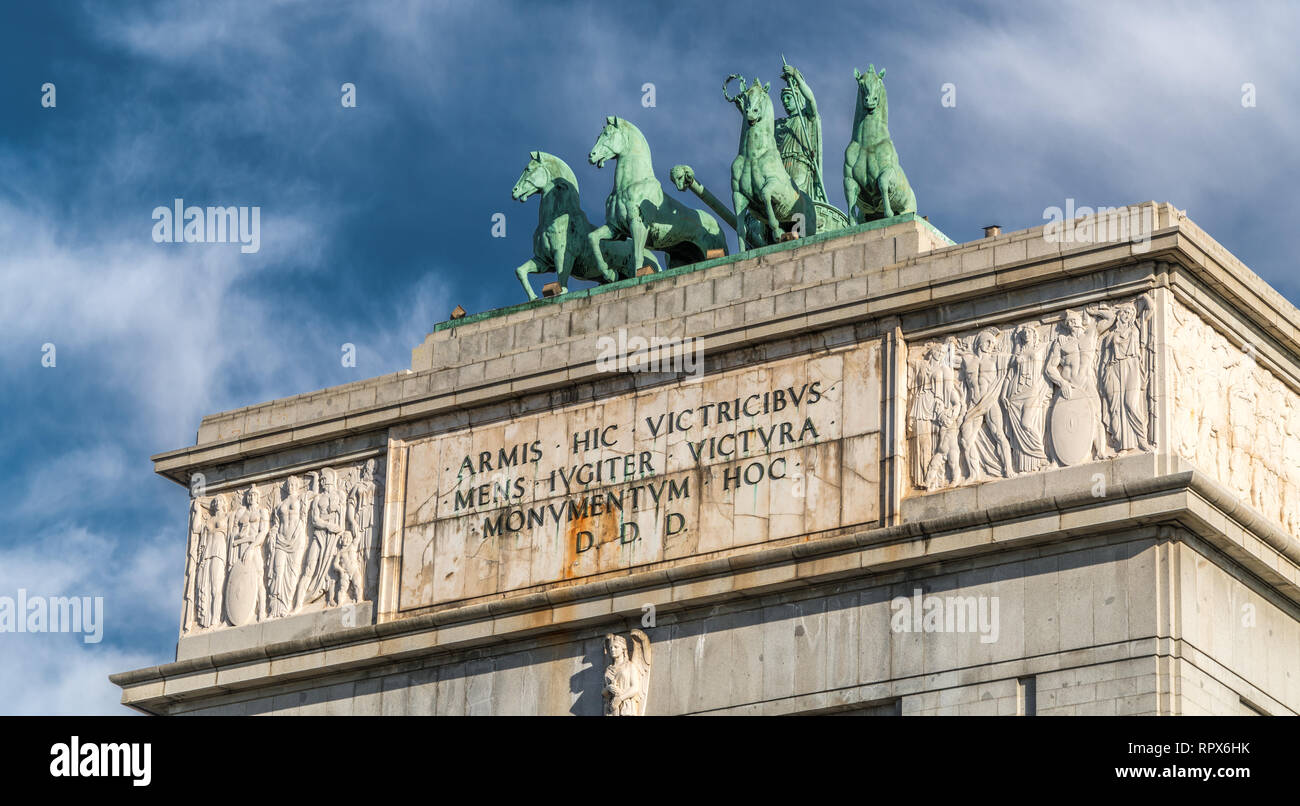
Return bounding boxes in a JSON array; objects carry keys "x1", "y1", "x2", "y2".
[{"x1": 774, "y1": 61, "x2": 828, "y2": 206}]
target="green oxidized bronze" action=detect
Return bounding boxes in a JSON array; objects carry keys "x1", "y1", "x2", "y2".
[
  {"x1": 844, "y1": 64, "x2": 917, "y2": 222},
  {"x1": 669, "y1": 164, "x2": 741, "y2": 232},
  {"x1": 774, "y1": 59, "x2": 849, "y2": 234},
  {"x1": 507, "y1": 59, "x2": 920, "y2": 298},
  {"x1": 511, "y1": 151, "x2": 659, "y2": 300},
  {"x1": 776, "y1": 58, "x2": 827, "y2": 205},
  {"x1": 724, "y1": 73, "x2": 818, "y2": 250},
  {"x1": 587, "y1": 116, "x2": 728, "y2": 276},
  {"x1": 670, "y1": 59, "x2": 847, "y2": 248}
]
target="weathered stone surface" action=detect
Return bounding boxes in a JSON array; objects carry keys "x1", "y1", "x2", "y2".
[
  {"x1": 397, "y1": 341, "x2": 880, "y2": 612},
  {"x1": 181, "y1": 457, "x2": 383, "y2": 656},
  {"x1": 1168, "y1": 300, "x2": 1300, "y2": 539},
  {"x1": 116, "y1": 203, "x2": 1300, "y2": 717}
]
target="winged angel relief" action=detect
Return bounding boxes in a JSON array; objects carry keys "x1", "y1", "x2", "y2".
[{"x1": 603, "y1": 629, "x2": 653, "y2": 716}]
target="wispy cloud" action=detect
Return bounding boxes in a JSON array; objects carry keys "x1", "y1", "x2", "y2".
[
  {"x1": 0, "y1": 0, "x2": 1295, "y2": 714},
  {"x1": 0, "y1": 521, "x2": 178, "y2": 714}
]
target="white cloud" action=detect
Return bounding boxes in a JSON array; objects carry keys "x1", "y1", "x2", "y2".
[
  {"x1": 0, "y1": 636, "x2": 159, "y2": 716},
  {"x1": 0, "y1": 173, "x2": 446, "y2": 715},
  {"x1": 0, "y1": 199, "x2": 328, "y2": 445},
  {"x1": 5, "y1": 0, "x2": 1291, "y2": 715},
  {"x1": 0, "y1": 521, "x2": 180, "y2": 714}
]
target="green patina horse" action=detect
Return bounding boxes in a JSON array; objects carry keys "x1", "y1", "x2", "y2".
[
  {"x1": 587, "y1": 116, "x2": 727, "y2": 277},
  {"x1": 843, "y1": 65, "x2": 916, "y2": 223},
  {"x1": 725, "y1": 75, "x2": 818, "y2": 251},
  {"x1": 511, "y1": 151, "x2": 658, "y2": 300}
]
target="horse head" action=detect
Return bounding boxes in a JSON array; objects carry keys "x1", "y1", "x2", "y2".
[
  {"x1": 854, "y1": 65, "x2": 887, "y2": 115},
  {"x1": 724, "y1": 74, "x2": 773, "y2": 126},
  {"x1": 589, "y1": 116, "x2": 625, "y2": 168},
  {"x1": 512, "y1": 151, "x2": 550, "y2": 202},
  {"x1": 513, "y1": 151, "x2": 579, "y2": 202}
]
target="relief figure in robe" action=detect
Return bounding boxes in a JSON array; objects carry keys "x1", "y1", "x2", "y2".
[
  {"x1": 267, "y1": 475, "x2": 309, "y2": 619},
  {"x1": 1001, "y1": 324, "x2": 1052, "y2": 473},
  {"x1": 958, "y1": 328, "x2": 1016, "y2": 481},
  {"x1": 1097, "y1": 298, "x2": 1153, "y2": 453},
  {"x1": 195, "y1": 495, "x2": 230, "y2": 629}
]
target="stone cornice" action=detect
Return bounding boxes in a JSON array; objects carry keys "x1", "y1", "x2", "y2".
[
  {"x1": 112, "y1": 459, "x2": 1300, "y2": 714},
  {"x1": 150, "y1": 203, "x2": 1300, "y2": 487}
]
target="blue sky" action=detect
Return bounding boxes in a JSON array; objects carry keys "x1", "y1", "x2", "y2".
[{"x1": 1, "y1": 0, "x2": 1297, "y2": 713}]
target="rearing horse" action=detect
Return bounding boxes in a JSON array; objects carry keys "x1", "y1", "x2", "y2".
[
  {"x1": 587, "y1": 116, "x2": 727, "y2": 277},
  {"x1": 511, "y1": 151, "x2": 658, "y2": 300},
  {"x1": 725, "y1": 75, "x2": 816, "y2": 251},
  {"x1": 843, "y1": 65, "x2": 916, "y2": 223}
]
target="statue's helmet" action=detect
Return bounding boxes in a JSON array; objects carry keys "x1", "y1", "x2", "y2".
[{"x1": 780, "y1": 86, "x2": 799, "y2": 112}]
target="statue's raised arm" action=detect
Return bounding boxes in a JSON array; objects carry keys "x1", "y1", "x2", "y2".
[
  {"x1": 777, "y1": 59, "x2": 827, "y2": 205},
  {"x1": 783, "y1": 63, "x2": 818, "y2": 117}
]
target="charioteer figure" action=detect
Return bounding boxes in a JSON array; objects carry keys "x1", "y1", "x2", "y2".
[{"x1": 775, "y1": 61, "x2": 827, "y2": 205}]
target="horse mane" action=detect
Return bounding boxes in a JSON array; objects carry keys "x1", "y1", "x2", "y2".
[
  {"x1": 736, "y1": 88, "x2": 775, "y2": 157},
  {"x1": 607, "y1": 117, "x2": 654, "y2": 179},
  {"x1": 537, "y1": 151, "x2": 579, "y2": 196},
  {"x1": 753, "y1": 87, "x2": 775, "y2": 131},
  {"x1": 612, "y1": 117, "x2": 649, "y2": 154}
]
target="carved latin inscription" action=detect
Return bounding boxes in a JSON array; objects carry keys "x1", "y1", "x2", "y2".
[{"x1": 182, "y1": 458, "x2": 383, "y2": 634}]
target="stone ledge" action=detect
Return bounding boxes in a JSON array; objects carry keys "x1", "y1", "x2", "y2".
[
  {"x1": 176, "y1": 601, "x2": 375, "y2": 662},
  {"x1": 113, "y1": 464, "x2": 1295, "y2": 713},
  {"x1": 154, "y1": 203, "x2": 1300, "y2": 485},
  {"x1": 421, "y1": 213, "x2": 952, "y2": 337},
  {"x1": 702, "y1": 638, "x2": 1159, "y2": 715}
]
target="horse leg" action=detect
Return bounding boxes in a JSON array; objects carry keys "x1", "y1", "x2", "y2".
[
  {"x1": 762, "y1": 186, "x2": 781, "y2": 240},
  {"x1": 588, "y1": 224, "x2": 615, "y2": 281},
  {"x1": 801, "y1": 193, "x2": 816, "y2": 237},
  {"x1": 877, "y1": 170, "x2": 895, "y2": 218},
  {"x1": 515, "y1": 258, "x2": 541, "y2": 301},
  {"x1": 733, "y1": 189, "x2": 749, "y2": 252},
  {"x1": 844, "y1": 175, "x2": 862, "y2": 224},
  {"x1": 630, "y1": 217, "x2": 648, "y2": 278},
  {"x1": 555, "y1": 242, "x2": 575, "y2": 294}
]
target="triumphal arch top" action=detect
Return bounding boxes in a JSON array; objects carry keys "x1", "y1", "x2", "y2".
[{"x1": 114, "y1": 59, "x2": 1300, "y2": 716}]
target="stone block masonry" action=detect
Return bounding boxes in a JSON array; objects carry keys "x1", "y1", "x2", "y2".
[{"x1": 116, "y1": 203, "x2": 1300, "y2": 716}]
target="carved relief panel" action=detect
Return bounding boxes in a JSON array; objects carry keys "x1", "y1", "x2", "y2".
[
  {"x1": 906, "y1": 294, "x2": 1157, "y2": 492},
  {"x1": 1169, "y1": 302, "x2": 1300, "y2": 538},
  {"x1": 181, "y1": 457, "x2": 384, "y2": 635}
]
